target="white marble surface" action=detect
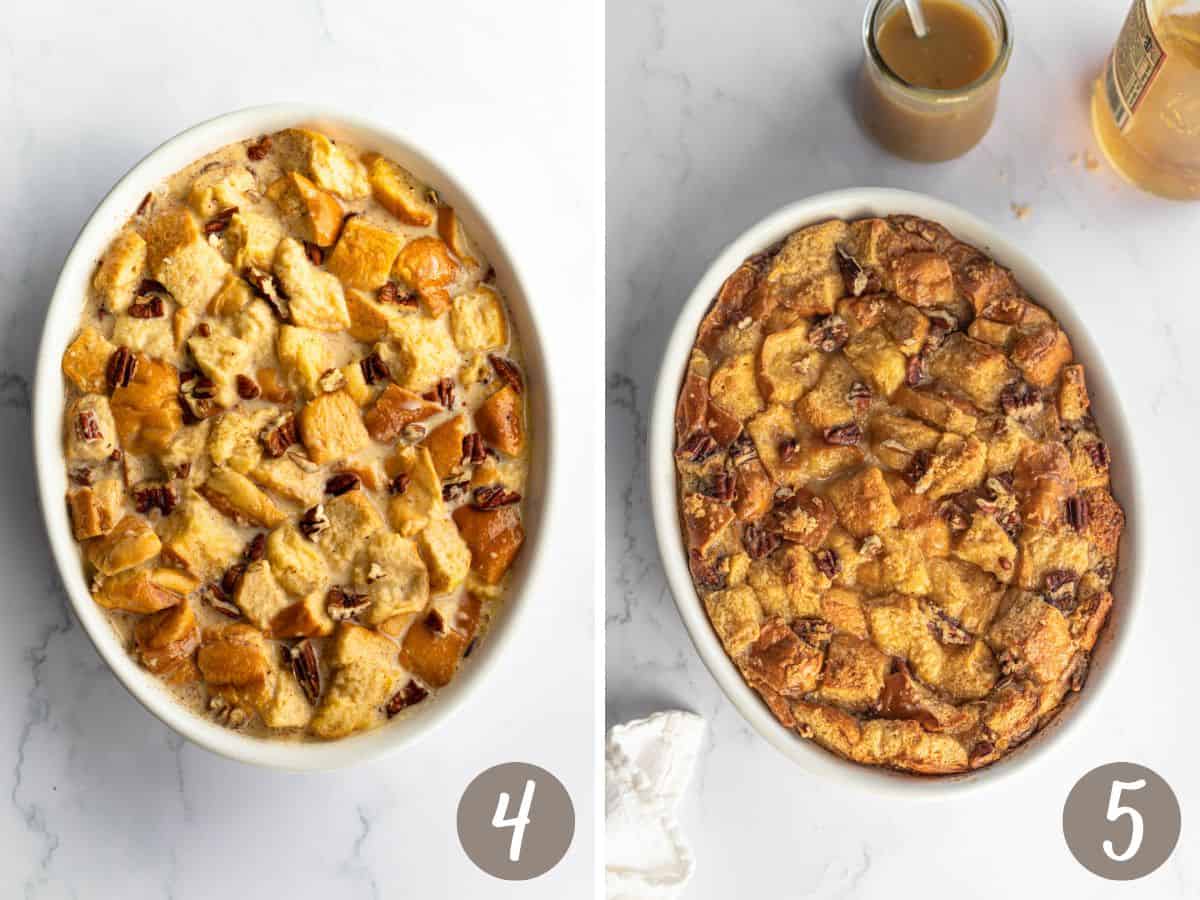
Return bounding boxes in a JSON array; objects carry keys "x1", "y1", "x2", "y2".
[
  {"x1": 0, "y1": 1, "x2": 598, "y2": 897},
  {"x1": 608, "y1": 1, "x2": 1198, "y2": 897}
]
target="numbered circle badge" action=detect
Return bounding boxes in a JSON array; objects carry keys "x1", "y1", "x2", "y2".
[
  {"x1": 1063, "y1": 762, "x2": 1181, "y2": 880},
  {"x1": 458, "y1": 762, "x2": 575, "y2": 880}
]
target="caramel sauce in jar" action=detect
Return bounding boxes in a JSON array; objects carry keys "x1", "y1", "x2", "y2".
[{"x1": 858, "y1": 0, "x2": 1012, "y2": 162}]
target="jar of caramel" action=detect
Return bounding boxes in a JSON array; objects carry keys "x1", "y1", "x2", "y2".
[
  {"x1": 1092, "y1": 0, "x2": 1200, "y2": 200},
  {"x1": 857, "y1": 0, "x2": 1013, "y2": 162}
]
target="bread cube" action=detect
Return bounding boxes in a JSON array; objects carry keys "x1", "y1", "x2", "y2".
[
  {"x1": 928, "y1": 334, "x2": 1016, "y2": 411},
  {"x1": 912, "y1": 434, "x2": 987, "y2": 501},
  {"x1": 416, "y1": 516, "x2": 471, "y2": 594},
  {"x1": 344, "y1": 287, "x2": 407, "y2": 342},
  {"x1": 952, "y1": 512, "x2": 1017, "y2": 583},
  {"x1": 275, "y1": 128, "x2": 369, "y2": 200},
  {"x1": 94, "y1": 566, "x2": 194, "y2": 613},
  {"x1": 709, "y1": 353, "x2": 764, "y2": 421},
  {"x1": 236, "y1": 298, "x2": 280, "y2": 361},
  {"x1": 843, "y1": 327, "x2": 906, "y2": 398},
  {"x1": 1014, "y1": 442, "x2": 1076, "y2": 526},
  {"x1": 799, "y1": 356, "x2": 860, "y2": 431},
  {"x1": 815, "y1": 634, "x2": 890, "y2": 712},
  {"x1": 92, "y1": 229, "x2": 147, "y2": 312},
  {"x1": 68, "y1": 478, "x2": 124, "y2": 540},
  {"x1": 385, "y1": 446, "x2": 446, "y2": 536},
  {"x1": 205, "y1": 275, "x2": 253, "y2": 319},
  {"x1": 233, "y1": 560, "x2": 292, "y2": 630},
  {"x1": 200, "y1": 467, "x2": 285, "y2": 527},
  {"x1": 967, "y1": 317, "x2": 1017, "y2": 350},
  {"x1": 475, "y1": 386, "x2": 524, "y2": 457},
  {"x1": 111, "y1": 356, "x2": 182, "y2": 456},
  {"x1": 987, "y1": 592, "x2": 1073, "y2": 683},
  {"x1": 265, "y1": 171, "x2": 344, "y2": 246},
  {"x1": 266, "y1": 523, "x2": 328, "y2": 597},
  {"x1": 703, "y1": 585, "x2": 763, "y2": 656},
  {"x1": 1011, "y1": 324, "x2": 1072, "y2": 388},
  {"x1": 747, "y1": 545, "x2": 829, "y2": 620},
  {"x1": 352, "y1": 531, "x2": 430, "y2": 626},
  {"x1": 273, "y1": 238, "x2": 350, "y2": 331},
  {"x1": 325, "y1": 217, "x2": 404, "y2": 291},
  {"x1": 887, "y1": 252, "x2": 954, "y2": 307},
  {"x1": 158, "y1": 492, "x2": 243, "y2": 579},
  {"x1": 453, "y1": 504, "x2": 525, "y2": 584},
  {"x1": 364, "y1": 383, "x2": 440, "y2": 443},
  {"x1": 891, "y1": 385, "x2": 978, "y2": 435},
  {"x1": 927, "y1": 558, "x2": 1004, "y2": 635},
  {"x1": 197, "y1": 623, "x2": 270, "y2": 689},
  {"x1": 269, "y1": 590, "x2": 335, "y2": 639},
  {"x1": 827, "y1": 467, "x2": 899, "y2": 538},
  {"x1": 85, "y1": 514, "x2": 161, "y2": 575},
  {"x1": 731, "y1": 458, "x2": 773, "y2": 522},
  {"x1": 388, "y1": 314, "x2": 461, "y2": 392},
  {"x1": 743, "y1": 618, "x2": 826, "y2": 696},
  {"x1": 423, "y1": 413, "x2": 468, "y2": 480},
  {"x1": 187, "y1": 164, "x2": 253, "y2": 217},
  {"x1": 1015, "y1": 526, "x2": 1090, "y2": 590},
  {"x1": 250, "y1": 454, "x2": 323, "y2": 507},
  {"x1": 392, "y1": 237, "x2": 459, "y2": 317},
  {"x1": 144, "y1": 208, "x2": 230, "y2": 309},
  {"x1": 207, "y1": 407, "x2": 274, "y2": 474},
  {"x1": 1068, "y1": 431, "x2": 1110, "y2": 491},
  {"x1": 1082, "y1": 487, "x2": 1124, "y2": 558},
  {"x1": 66, "y1": 394, "x2": 119, "y2": 461},
  {"x1": 276, "y1": 324, "x2": 331, "y2": 399},
  {"x1": 133, "y1": 601, "x2": 200, "y2": 683},
  {"x1": 158, "y1": 422, "x2": 208, "y2": 483},
  {"x1": 187, "y1": 332, "x2": 251, "y2": 409},
  {"x1": 767, "y1": 488, "x2": 833, "y2": 549},
  {"x1": 62, "y1": 326, "x2": 115, "y2": 394},
  {"x1": 111, "y1": 313, "x2": 176, "y2": 363},
  {"x1": 757, "y1": 323, "x2": 823, "y2": 404},
  {"x1": 437, "y1": 203, "x2": 480, "y2": 269},
  {"x1": 761, "y1": 220, "x2": 848, "y2": 315},
  {"x1": 449, "y1": 286, "x2": 508, "y2": 353},
  {"x1": 315, "y1": 490, "x2": 383, "y2": 567},
  {"x1": 366, "y1": 154, "x2": 435, "y2": 226},
  {"x1": 310, "y1": 623, "x2": 402, "y2": 738},
  {"x1": 983, "y1": 415, "x2": 1035, "y2": 476},
  {"x1": 820, "y1": 587, "x2": 869, "y2": 638},
  {"x1": 869, "y1": 412, "x2": 940, "y2": 471},
  {"x1": 259, "y1": 662, "x2": 315, "y2": 731},
  {"x1": 300, "y1": 390, "x2": 370, "y2": 464},
  {"x1": 400, "y1": 596, "x2": 480, "y2": 690},
  {"x1": 855, "y1": 527, "x2": 930, "y2": 595},
  {"x1": 226, "y1": 211, "x2": 285, "y2": 272}
]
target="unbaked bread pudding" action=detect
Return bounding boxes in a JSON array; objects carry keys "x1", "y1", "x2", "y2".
[
  {"x1": 674, "y1": 215, "x2": 1123, "y2": 774},
  {"x1": 60, "y1": 127, "x2": 528, "y2": 740}
]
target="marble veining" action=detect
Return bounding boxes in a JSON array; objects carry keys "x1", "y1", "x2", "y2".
[{"x1": 607, "y1": 1, "x2": 1199, "y2": 897}]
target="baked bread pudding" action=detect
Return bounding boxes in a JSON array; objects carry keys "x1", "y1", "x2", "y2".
[
  {"x1": 61, "y1": 128, "x2": 529, "y2": 740},
  {"x1": 674, "y1": 215, "x2": 1123, "y2": 774}
]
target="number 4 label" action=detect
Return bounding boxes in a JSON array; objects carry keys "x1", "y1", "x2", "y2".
[
  {"x1": 1103, "y1": 778, "x2": 1146, "y2": 862},
  {"x1": 492, "y1": 779, "x2": 536, "y2": 862}
]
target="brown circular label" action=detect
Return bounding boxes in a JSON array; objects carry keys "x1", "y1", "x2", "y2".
[
  {"x1": 457, "y1": 762, "x2": 575, "y2": 880},
  {"x1": 1063, "y1": 762, "x2": 1181, "y2": 880}
]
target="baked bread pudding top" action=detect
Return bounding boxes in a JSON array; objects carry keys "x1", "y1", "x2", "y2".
[
  {"x1": 674, "y1": 215, "x2": 1123, "y2": 774},
  {"x1": 61, "y1": 127, "x2": 528, "y2": 741}
]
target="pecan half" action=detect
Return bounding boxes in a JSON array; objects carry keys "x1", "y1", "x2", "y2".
[
  {"x1": 688, "y1": 549, "x2": 728, "y2": 590},
  {"x1": 461, "y1": 432, "x2": 487, "y2": 466},
  {"x1": 835, "y1": 245, "x2": 874, "y2": 297},
  {"x1": 325, "y1": 472, "x2": 360, "y2": 496},
  {"x1": 808, "y1": 314, "x2": 849, "y2": 353},
  {"x1": 728, "y1": 432, "x2": 757, "y2": 465},
  {"x1": 327, "y1": 586, "x2": 370, "y2": 621},
  {"x1": 678, "y1": 431, "x2": 719, "y2": 464},
  {"x1": 246, "y1": 135, "x2": 272, "y2": 161},
  {"x1": 243, "y1": 267, "x2": 289, "y2": 320},
  {"x1": 903, "y1": 449, "x2": 932, "y2": 487},
  {"x1": 289, "y1": 640, "x2": 321, "y2": 706},
  {"x1": 303, "y1": 241, "x2": 323, "y2": 266},
  {"x1": 243, "y1": 533, "x2": 267, "y2": 563},
  {"x1": 792, "y1": 617, "x2": 834, "y2": 647},
  {"x1": 235, "y1": 374, "x2": 261, "y2": 399},
  {"x1": 106, "y1": 346, "x2": 138, "y2": 390},
  {"x1": 136, "y1": 278, "x2": 169, "y2": 297},
  {"x1": 203, "y1": 206, "x2": 238, "y2": 236},
  {"x1": 180, "y1": 372, "x2": 219, "y2": 421},
  {"x1": 472, "y1": 485, "x2": 522, "y2": 509},
  {"x1": 1042, "y1": 569, "x2": 1079, "y2": 612},
  {"x1": 75, "y1": 409, "x2": 102, "y2": 442},
  {"x1": 823, "y1": 423, "x2": 862, "y2": 446},
  {"x1": 905, "y1": 353, "x2": 929, "y2": 387},
  {"x1": 779, "y1": 437, "x2": 803, "y2": 464},
  {"x1": 133, "y1": 482, "x2": 178, "y2": 516},
  {"x1": 221, "y1": 563, "x2": 247, "y2": 598},
  {"x1": 743, "y1": 522, "x2": 781, "y2": 560},
  {"x1": 1065, "y1": 495, "x2": 1089, "y2": 531},
  {"x1": 846, "y1": 381, "x2": 872, "y2": 414},
  {"x1": 425, "y1": 378, "x2": 455, "y2": 409},
  {"x1": 200, "y1": 583, "x2": 241, "y2": 618},
  {"x1": 388, "y1": 473, "x2": 411, "y2": 496},
  {"x1": 360, "y1": 351, "x2": 390, "y2": 385},
  {"x1": 128, "y1": 295, "x2": 165, "y2": 318},
  {"x1": 442, "y1": 480, "x2": 470, "y2": 502},
  {"x1": 928, "y1": 609, "x2": 973, "y2": 645},
  {"x1": 1085, "y1": 441, "x2": 1111, "y2": 469},
  {"x1": 260, "y1": 413, "x2": 299, "y2": 458},
  {"x1": 709, "y1": 470, "x2": 736, "y2": 502},
  {"x1": 299, "y1": 504, "x2": 330, "y2": 539},
  {"x1": 386, "y1": 680, "x2": 429, "y2": 718},
  {"x1": 813, "y1": 548, "x2": 841, "y2": 579},
  {"x1": 488, "y1": 355, "x2": 524, "y2": 394}
]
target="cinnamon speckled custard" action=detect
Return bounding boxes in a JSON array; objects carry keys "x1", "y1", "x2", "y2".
[
  {"x1": 61, "y1": 127, "x2": 529, "y2": 741},
  {"x1": 674, "y1": 215, "x2": 1123, "y2": 774}
]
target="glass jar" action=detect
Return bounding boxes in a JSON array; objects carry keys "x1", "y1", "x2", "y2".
[
  {"x1": 857, "y1": 0, "x2": 1013, "y2": 163},
  {"x1": 1092, "y1": 0, "x2": 1200, "y2": 200}
]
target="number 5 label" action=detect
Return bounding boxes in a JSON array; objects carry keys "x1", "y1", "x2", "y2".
[{"x1": 1064, "y1": 762, "x2": 1180, "y2": 880}]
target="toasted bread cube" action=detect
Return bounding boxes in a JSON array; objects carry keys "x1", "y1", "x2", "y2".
[
  {"x1": 300, "y1": 390, "x2": 370, "y2": 465},
  {"x1": 815, "y1": 634, "x2": 890, "y2": 712},
  {"x1": 85, "y1": 515, "x2": 161, "y2": 575},
  {"x1": 453, "y1": 504, "x2": 525, "y2": 584},
  {"x1": 385, "y1": 446, "x2": 446, "y2": 536},
  {"x1": 365, "y1": 383, "x2": 440, "y2": 443},
  {"x1": 449, "y1": 286, "x2": 508, "y2": 353},
  {"x1": 198, "y1": 623, "x2": 271, "y2": 688},
  {"x1": 437, "y1": 203, "x2": 480, "y2": 268},
  {"x1": 1015, "y1": 442, "x2": 1077, "y2": 525},
  {"x1": 1082, "y1": 487, "x2": 1124, "y2": 558},
  {"x1": 187, "y1": 332, "x2": 251, "y2": 408},
  {"x1": 310, "y1": 623, "x2": 402, "y2": 739},
  {"x1": 417, "y1": 414, "x2": 464, "y2": 481},
  {"x1": 366, "y1": 154, "x2": 435, "y2": 226},
  {"x1": 967, "y1": 317, "x2": 1017, "y2": 350},
  {"x1": 276, "y1": 324, "x2": 331, "y2": 399},
  {"x1": 273, "y1": 238, "x2": 350, "y2": 331},
  {"x1": 912, "y1": 434, "x2": 987, "y2": 501},
  {"x1": 821, "y1": 587, "x2": 869, "y2": 639},
  {"x1": 158, "y1": 422, "x2": 209, "y2": 483},
  {"x1": 200, "y1": 467, "x2": 286, "y2": 527},
  {"x1": 928, "y1": 334, "x2": 1016, "y2": 411},
  {"x1": 681, "y1": 492, "x2": 735, "y2": 556},
  {"x1": 250, "y1": 454, "x2": 323, "y2": 507},
  {"x1": 927, "y1": 558, "x2": 1004, "y2": 635},
  {"x1": 275, "y1": 128, "x2": 369, "y2": 200},
  {"x1": 879, "y1": 299, "x2": 930, "y2": 355},
  {"x1": 233, "y1": 560, "x2": 292, "y2": 630},
  {"x1": 757, "y1": 324, "x2": 823, "y2": 404},
  {"x1": 869, "y1": 412, "x2": 941, "y2": 470},
  {"x1": 225, "y1": 210, "x2": 285, "y2": 272},
  {"x1": 746, "y1": 545, "x2": 829, "y2": 620},
  {"x1": 133, "y1": 601, "x2": 200, "y2": 683},
  {"x1": 62, "y1": 327, "x2": 115, "y2": 394},
  {"x1": 345, "y1": 288, "x2": 407, "y2": 342},
  {"x1": 68, "y1": 478, "x2": 124, "y2": 541},
  {"x1": 952, "y1": 512, "x2": 1017, "y2": 583},
  {"x1": 983, "y1": 415, "x2": 1035, "y2": 476},
  {"x1": 266, "y1": 523, "x2": 328, "y2": 597},
  {"x1": 325, "y1": 217, "x2": 403, "y2": 290},
  {"x1": 93, "y1": 229, "x2": 147, "y2": 313},
  {"x1": 747, "y1": 404, "x2": 861, "y2": 487},
  {"x1": 158, "y1": 492, "x2": 242, "y2": 579},
  {"x1": 386, "y1": 313, "x2": 461, "y2": 392},
  {"x1": 827, "y1": 467, "x2": 900, "y2": 538},
  {"x1": 1058, "y1": 364, "x2": 1090, "y2": 421},
  {"x1": 236, "y1": 299, "x2": 280, "y2": 361},
  {"x1": 891, "y1": 385, "x2": 978, "y2": 435},
  {"x1": 352, "y1": 531, "x2": 430, "y2": 626},
  {"x1": 340, "y1": 359, "x2": 373, "y2": 407},
  {"x1": 1015, "y1": 526, "x2": 1090, "y2": 590},
  {"x1": 66, "y1": 394, "x2": 119, "y2": 461},
  {"x1": 94, "y1": 566, "x2": 193, "y2": 613},
  {"x1": 843, "y1": 327, "x2": 906, "y2": 397},
  {"x1": 111, "y1": 313, "x2": 176, "y2": 362},
  {"x1": 887, "y1": 252, "x2": 954, "y2": 307},
  {"x1": 855, "y1": 528, "x2": 930, "y2": 595},
  {"x1": 761, "y1": 220, "x2": 848, "y2": 316},
  {"x1": 800, "y1": 356, "x2": 860, "y2": 431},
  {"x1": 703, "y1": 585, "x2": 763, "y2": 656},
  {"x1": 207, "y1": 275, "x2": 254, "y2": 319},
  {"x1": 732, "y1": 457, "x2": 773, "y2": 521},
  {"x1": 475, "y1": 386, "x2": 524, "y2": 457},
  {"x1": 145, "y1": 209, "x2": 230, "y2": 309},
  {"x1": 315, "y1": 490, "x2": 383, "y2": 567},
  {"x1": 269, "y1": 590, "x2": 334, "y2": 639},
  {"x1": 1011, "y1": 324, "x2": 1072, "y2": 388},
  {"x1": 416, "y1": 516, "x2": 471, "y2": 594},
  {"x1": 187, "y1": 164, "x2": 254, "y2": 218},
  {"x1": 987, "y1": 592, "x2": 1073, "y2": 683},
  {"x1": 709, "y1": 353, "x2": 764, "y2": 420},
  {"x1": 392, "y1": 237, "x2": 460, "y2": 317},
  {"x1": 265, "y1": 171, "x2": 344, "y2": 246},
  {"x1": 208, "y1": 407, "x2": 275, "y2": 474},
  {"x1": 259, "y1": 661, "x2": 315, "y2": 730},
  {"x1": 400, "y1": 595, "x2": 482, "y2": 688}
]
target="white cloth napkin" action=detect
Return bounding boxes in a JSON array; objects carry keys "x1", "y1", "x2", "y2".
[{"x1": 605, "y1": 711, "x2": 706, "y2": 899}]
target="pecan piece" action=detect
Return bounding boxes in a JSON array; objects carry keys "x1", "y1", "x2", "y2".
[
  {"x1": 442, "y1": 480, "x2": 470, "y2": 502},
  {"x1": 688, "y1": 549, "x2": 728, "y2": 590},
  {"x1": 813, "y1": 548, "x2": 841, "y2": 579},
  {"x1": 246, "y1": 135, "x2": 272, "y2": 161},
  {"x1": 360, "y1": 351, "x2": 390, "y2": 385},
  {"x1": 743, "y1": 522, "x2": 781, "y2": 560},
  {"x1": 326, "y1": 586, "x2": 370, "y2": 622},
  {"x1": 709, "y1": 470, "x2": 736, "y2": 502},
  {"x1": 235, "y1": 374, "x2": 261, "y2": 400},
  {"x1": 472, "y1": 485, "x2": 522, "y2": 509},
  {"x1": 325, "y1": 472, "x2": 360, "y2": 496},
  {"x1": 180, "y1": 372, "x2": 219, "y2": 421},
  {"x1": 132, "y1": 482, "x2": 178, "y2": 516},
  {"x1": 1042, "y1": 569, "x2": 1079, "y2": 613},
  {"x1": 808, "y1": 314, "x2": 849, "y2": 352},
  {"x1": 488, "y1": 355, "x2": 524, "y2": 394},
  {"x1": 903, "y1": 449, "x2": 932, "y2": 487},
  {"x1": 778, "y1": 437, "x2": 803, "y2": 464},
  {"x1": 905, "y1": 353, "x2": 929, "y2": 387},
  {"x1": 386, "y1": 680, "x2": 429, "y2": 718},
  {"x1": 835, "y1": 245, "x2": 874, "y2": 297},
  {"x1": 289, "y1": 640, "x2": 321, "y2": 706},
  {"x1": 1085, "y1": 441, "x2": 1111, "y2": 469},
  {"x1": 678, "y1": 431, "x2": 719, "y2": 464},
  {"x1": 792, "y1": 617, "x2": 834, "y2": 647},
  {"x1": 200, "y1": 582, "x2": 241, "y2": 618},
  {"x1": 846, "y1": 381, "x2": 872, "y2": 414},
  {"x1": 928, "y1": 609, "x2": 972, "y2": 646},
  {"x1": 243, "y1": 267, "x2": 289, "y2": 320},
  {"x1": 260, "y1": 413, "x2": 299, "y2": 458},
  {"x1": 999, "y1": 381, "x2": 1040, "y2": 416},
  {"x1": 75, "y1": 409, "x2": 102, "y2": 442},
  {"x1": 388, "y1": 473, "x2": 411, "y2": 496},
  {"x1": 1065, "y1": 495, "x2": 1089, "y2": 531},
  {"x1": 461, "y1": 432, "x2": 487, "y2": 466},
  {"x1": 136, "y1": 278, "x2": 169, "y2": 297},
  {"x1": 203, "y1": 206, "x2": 238, "y2": 236},
  {"x1": 243, "y1": 533, "x2": 267, "y2": 563},
  {"x1": 303, "y1": 241, "x2": 323, "y2": 266},
  {"x1": 128, "y1": 295, "x2": 165, "y2": 318},
  {"x1": 424, "y1": 378, "x2": 455, "y2": 409},
  {"x1": 136, "y1": 192, "x2": 153, "y2": 216},
  {"x1": 298, "y1": 504, "x2": 330, "y2": 539},
  {"x1": 823, "y1": 423, "x2": 862, "y2": 446},
  {"x1": 106, "y1": 346, "x2": 138, "y2": 390}
]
